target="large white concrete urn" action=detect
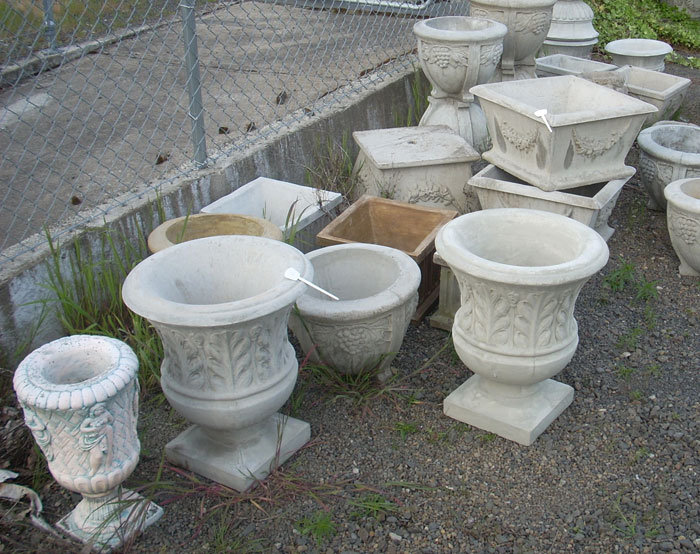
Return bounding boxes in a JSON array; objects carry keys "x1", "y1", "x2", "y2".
[
  {"x1": 436, "y1": 208, "x2": 609, "y2": 445},
  {"x1": 288, "y1": 244, "x2": 421, "y2": 382},
  {"x1": 122, "y1": 236, "x2": 313, "y2": 491},
  {"x1": 665, "y1": 178, "x2": 700, "y2": 276},
  {"x1": 13, "y1": 335, "x2": 162, "y2": 549},
  {"x1": 470, "y1": 0, "x2": 558, "y2": 81},
  {"x1": 637, "y1": 122, "x2": 700, "y2": 210},
  {"x1": 414, "y1": 16, "x2": 507, "y2": 153}
]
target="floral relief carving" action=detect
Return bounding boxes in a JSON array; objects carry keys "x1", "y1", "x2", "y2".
[
  {"x1": 571, "y1": 128, "x2": 623, "y2": 159},
  {"x1": 514, "y1": 12, "x2": 551, "y2": 34},
  {"x1": 499, "y1": 121, "x2": 539, "y2": 153},
  {"x1": 480, "y1": 43, "x2": 504, "y2": 66},
  {"x1": 669, "y1": 207, "x2": 700, "y2": 245},
  {"x1": 470, "y1": 7, "x2": 496, "y2": 20},
  {"x1": 639, "y1": 154, "x2": 657, "y2": 184},
  {"x1": 407, "y1": 186, "x2": 463, "y2": 211},
  {"x1": 421, "y1": 42, "x2": 469, "y2": 69}
]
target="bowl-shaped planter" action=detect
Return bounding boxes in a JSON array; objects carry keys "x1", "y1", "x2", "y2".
[
  {"x1": 289, "y1": 244, "x2": 421, "y2": 381},
  {"x1": 637, "y1": 122, "x2": 700, "y2": 210},
  {"x1": 469, "y1": 164, "x2": 629, "y2": 241},
  {"x1": 471, "y1": 75, "x2": 657, "y2": 191},
  {"x1": 470, "y1": 0, "x2": 558, "y2": 81},
  {"x1": 665, "y1": 178, "x2": 700, "y2": 276},
  {"x1": 148, "y1": 213, "x2": 283, "y2": 253},
  {"x1": 535, "y1": 53, "x2": 616, "y2": 77},
  {"x1": 436, "y1": 208, "x2": 609, "y2": 445},
  {"x1": 13, "y1": 336, "x2": 162, "y2": 549},
  {"x1": 605, "y1": 39, "x2": 672, "y2": 72},
  {"x1": 122, "y1": 236, "x2": 313, "y2": 491}
]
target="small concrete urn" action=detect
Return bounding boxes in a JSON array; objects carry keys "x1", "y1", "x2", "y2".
[
  {"x1": 122, "y1": 236, "x2": 312, "y2": 491},
  {"x1": 13, "y1": 335, "x2": 162, "y2": 549},
  {"x1": 540, "y1": 0, "x2": 599, "y2": 58},
  {"x1": 665, "y1": 178, "x2": 700, "y2": 276},
  {"x1": 436, "y1": 208, "x2": 609, "y2": 445},
  {"x1": 470, "y1": 0, "x2": 558, "y2": 81},
  {"x1": 414, "y1": 16, "x2": 507, "y2": 153},
  {"x1": 605, "y1": 39, "x2": 673, "y2": 72}
]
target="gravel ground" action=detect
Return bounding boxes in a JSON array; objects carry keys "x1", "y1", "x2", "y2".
[{"x1": 1, "y1": 62, "x2": 699, "y2": 553}]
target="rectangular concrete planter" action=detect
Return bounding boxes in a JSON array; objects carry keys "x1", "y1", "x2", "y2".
[
  {"x1": 201, "y1": 177, "x2": 342, "y2": 252},
  {"x1": 615, "y1": 65, "x2": 691, "y2": 126},
  {"x1": 535, "y1": 54, "x2": 616, "y2": 77},
  {"x1": 316, "y1": 195, "x2": 457, "y2": 322},
  {"x1": 469, "y1": 164, "x2": 629, "y2": 241},
  {"x1": 471, "y1": 75, "x2": 657, "y2": 191}
]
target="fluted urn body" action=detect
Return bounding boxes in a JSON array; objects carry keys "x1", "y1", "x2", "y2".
[
  {"x1": 470, "y1": 0, "x2": 558, "y2": 81},
  {"x1": 13, "y1": 335, "x2": 162, "y2": 549},
  {"x1": 436, "y1": 209, "x2": 608, "y2": 445},
  {"x1": 540, "y1": 0, "x2": 598, "y2": 58},
  {"x1": 122, "y1": 236, "x2": 313, "y2": 491},
  {"x1": 414, "y1": 16, "x2": 507, "y2": 153}
]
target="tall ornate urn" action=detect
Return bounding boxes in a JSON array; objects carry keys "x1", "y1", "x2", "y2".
[
  {"x1": 540, "y1": 0, "x2": 598, "y2": 58},
  {"x1": 436, "y1": 209, "x2": 608, "y2": 445},
  {"x1": 122, "y1": 236, "x2": 313, "y2": 491},
  {"x1": 470, "y1": 0, "x2": 558, "y2": 81},
  {"x1": 13, "y1": 335, "x2": 162, "y2": 549},
  {"x1": 414, "y1": 16, "x2": 507, "y2": 153}
]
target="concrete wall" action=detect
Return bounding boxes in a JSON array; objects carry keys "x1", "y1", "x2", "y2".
[{"x1": 0, "y1": 65, "x2": 424, "y2": 366}]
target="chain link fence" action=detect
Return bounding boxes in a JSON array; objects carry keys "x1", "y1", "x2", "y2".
[{"x1": 0, "y1": 0, "x2": 466, "y2": 266}]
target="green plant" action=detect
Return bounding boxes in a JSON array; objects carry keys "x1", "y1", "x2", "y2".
[
  {"x1": 629, "y1": 389, "x2": 643, "y2": 401},
  {"x1": 393, "y1": 65, "x2": 430, "y2": 127},
  {"x1": 348, "y1": 493, "x2": 400, "y2": 519},
  {"x1": 393, "y1": 421, "x2": 419, "y2": 440},
  {"x1": 635, "y1": 278, "x2": 659, "y2": 303},
  {"x1": 304, "y1": 133, "x2": 362, "y2": 208},
  {"x1": 645, "y1": 363, "x2": 661, "y2": 377},
  {"x1": 643, "y1": 304, "x2": 657, "y2": 330},
  {"x1": 295, "y1": 510, "x2": 336, "y2": 547},
  {"x1": 610, "y1": 495, "x2": 639, "y2": 539},
  {"x1": 477, "y1": 432, "x2": 497, "y2": 443},
  {"x1": 615, "y1": 327, "x2": 644, "y2": 351},
  {"x1": 616, "y1": 364, "x2": 636, "y2": 381},
  {"x1": 603, "y1": 258, "x2": 636, "y2": 292}
]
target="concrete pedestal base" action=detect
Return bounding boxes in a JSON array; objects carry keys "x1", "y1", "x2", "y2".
[
  {"x1": 443, "y1": 375, "x2": 574, "y2": 446},
  {"x1": 165, "y1": 414, "x2": 310, "y2": 491}
]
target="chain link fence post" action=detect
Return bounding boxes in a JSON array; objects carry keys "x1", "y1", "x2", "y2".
[{"x1": 42, "y1": 0, "x2": 57, "y2": 51}]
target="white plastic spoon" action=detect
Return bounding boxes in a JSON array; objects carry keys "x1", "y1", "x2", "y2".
[
  {"x1": 534, "y1": 109, "x2": 553, "y2": 133},
  {"x1": 284, "y1": 267, "x2": 339, "y2": 300}
]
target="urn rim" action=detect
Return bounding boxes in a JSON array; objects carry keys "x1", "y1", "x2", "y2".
[
  {"x1": 637, "y1": 124, "x2": 700, "y2": 166},
  {"x1": 413, "y1": 16, "x2": 507, "y2": 43},
  {"x1": 605, "y1": 38, "x2": 673, "y2": 57},
  {"x1": 664, "y1": 178, "x2": 700, "y2": 213}
]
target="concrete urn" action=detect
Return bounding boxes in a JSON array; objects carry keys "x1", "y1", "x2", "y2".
[
  {"x1": 436, "y1": 208, "x2": 608, "y2": 445},
  {"x1": 540, "y1": 0, "x2": 599, "y2": 58},
  {"x1": 605, "y1": 39, "x2": 673, "y2": 72},
  {"x1": 122, "y1": 236, "x2": 313, "y2": 491},
  {"x1": 13, "y1": 335, "x2": 162, "y2": 549},
  {"x1": 637, "y1": 122, "x2": 700, "y2": 211},
  {"x1": 665, "y1": 178, "x2": 700, "y2": 276},
  {"x1": 288, "y1": 243, "x2": 421, "y2": 382},
  {"x1": 414, "y1": 16, "x2": 507, "y2": 152}
]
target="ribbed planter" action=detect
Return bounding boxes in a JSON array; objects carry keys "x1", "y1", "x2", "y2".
[
  {"x1": 289, "y1": 243, "x2": 420, "y2": 382},
  {"x1": 540, "y1": 0, "x2": 598, "y2": 58},
  {"x1": 13, "y1": 336, "x2": 162, "y2": 549},
  {"x1": 665, "y1": 178, "x2": 700, "y2": 276},
  {"x1": 436, "y1": 209, "x2": 609, "y2": 445},
  {"x1": 122, "y1": 236, "x2": 312, "y2": 491}
]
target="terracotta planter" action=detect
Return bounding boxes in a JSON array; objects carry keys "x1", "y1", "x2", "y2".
[
  {"x1": 665, "y1": 178, "x2": 700, "y2": 276},
  {"x1": 13, "y1": 336, "x2": 162, "y2": 549},
  {"x1": 436, "y1": 208, "x2": 608, "y2": 445},
  {"x1": 605, "y1": 39, "x2": 673, "y2": 72},
  {"x1": 289, "y1": 243, "x2": 421, "y2": 381},
  {"x1": 122, "y1": 236, "x2": 312, "y2": 491}
]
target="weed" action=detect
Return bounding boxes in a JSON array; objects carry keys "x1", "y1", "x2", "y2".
[
  {"x1": 629, "y1": 389, "x2": 643, "y2": 402},
  {"x1": 626, "y1": 195, "x2": 648, "y2": 228},
  {"x1": 615, "y1": 327, "x2": 644, "y2": 351},
  {"x1": 393, "y1": 65, "x2": 430, "y2": 127},
  {"x1": 477, "y1": 433, "x2": 497, "y2": 443},
  {"x1": 348, "y1": 493, "x2": 399, "y2": 519},
  {"x1": 632, "y1": 446, "x2": 651, "y2": 464},
  {"x1": 635, "y1": 278, "x2": 659, "y2": 303},
  {"x1": 282, "y1": 199, "x2": 310, "y2": 248},
  {"x1": 295, "y1": 510, "x2": 336, "y2": 547},
  {"x1": 611, "y1": 496, "x2": 638, "y2": 539},
  {"x1": 643, "y1": 304, "x2": 657, "y2": 330},
  {"x1": 645, "y1": 364, "x2": 661, "y2": 377},
  {"x1": 305, "y1": 133, "x2": 362, "y2": 208},
  {"x1": 603, "y1": 258, "x2": 636, "y2": 292},
  {"x1": 616, "y1": 364, "x2": 636, "y2": 381},
  {"x1": 393, "y1": 421, "x2": 419, "y2": 441}
]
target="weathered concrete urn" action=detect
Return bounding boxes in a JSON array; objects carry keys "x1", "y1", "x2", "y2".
[
  {"x1": 541, "y1": 0, "x2": 599, "y2": 58},
  {"x1": 665, "y1": 178, "x2": 700, "y2": 276},
  {"x1": 637, "y1": 122, "x2": 700, "y2": 210},
  {"x1": 605, "y1": 39, "x2": 673, "y2": 72},
  {"x1": 414, "y1": 16, "x2": 507, "y2": 152},
  {"x1": 436, "y1": 208, "x2": 609, "y2": 445},
  {"x1": 13, "y1": 335, "x2": 162, "y2": 549},
  {"x1": 289, "y1": 243, "x2": 421, "y2": 382},
  {"x1": 470, "y1": 0, "x2": 558, "y2": 81},
  {"x1": 122, "y1": 236, "x2": 312, "y2": 491}
]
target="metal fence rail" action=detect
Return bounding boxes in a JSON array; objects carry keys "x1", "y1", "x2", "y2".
[{"x1": 0, "y1": 0, "x2": 466, "y2": 266}]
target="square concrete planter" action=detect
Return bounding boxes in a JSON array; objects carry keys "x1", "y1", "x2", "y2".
[
  {"x1": 471, "y1": 75, "x2": 658, "y2": 191},
  {"x1": 316, "y1": 195, "x2": 457, "y2": 322},
  {"x1": 201, "y1": 177, "x2": 342, "y2": 253},
  {"x1": 615, "y1": 65, "x2": 691, "y2": 126},
  {"x1": 469, "y1": 164, "x2": 629, "y2": 241},
  {"x1": 428, "y1": 252, "x2": 461, "y2": 332},
  {"x1": 353, "y1": 126, "x2": 480, "y2": 213},
  {"x1": 535, "y1": 54, "x2": 616, "y2": 77}
]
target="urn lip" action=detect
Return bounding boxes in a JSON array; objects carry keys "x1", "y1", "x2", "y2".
[
  {"x1": 435, "y1": 208, "x2": 609, "y2": 285},
  {"x1": 293, "y1": 243, "x2": 421, "y2": 320},
  {"x1": 637, "y1": 124, "x2": 700, "y2": 166},
  {"x1": 664, "y1": 178, "x2": 700, "y2": 213},
  {"x1": 122, "y1": 235, "x2": 312, "y2": 327},
  {"x1": 13, "y1": 335, "x2": 138, "y2": 411},
  {"x1": 413, "y1": 16, "x2": 507, "y2": 43}
]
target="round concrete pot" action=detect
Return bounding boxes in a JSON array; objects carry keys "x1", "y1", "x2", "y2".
[
  {"x1": 605, "y1": 39, "x2": 672, "y2": 72},
  {"x1": 665, "y1": 178, "x2": 700, "y2": 276},
  {"x1": 147, "y1": 213, "x2": 283, "y2": 254},
  {"x1": 637, "y1": 122, "x2": 700, "y2": 210},
  {"x1": 122, "y1": 235, "x2": 312, "y2": 491},
  {"x1": 414, "y1": 16, "x2": 507, "y2": 153},
  {"x1": 436, "y1": 208, "x2": 608, "y2": 445},
  {"x1": 288, "y1": 243, "x2": 421, "y2": 382},
  {"x1": 13, "y1": 335, "x2": 162, "y2": 549}
]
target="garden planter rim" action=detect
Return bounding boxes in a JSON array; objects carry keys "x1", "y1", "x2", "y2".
[
  {"x1": 413, "y1": 16, "x2": 507, "y2": 43},
  {"x1": 435, "y1": 208, "x2": 609, "y2": 285},
  {"x1": 605, "y1": 38, "x2": 673, "y2": 57},
  {"x1": 664, "y1": 178, "x2": 700, "y2": 213},
  {"x1": 637, "y1": 125, "x2": 700, "y2": 166}
]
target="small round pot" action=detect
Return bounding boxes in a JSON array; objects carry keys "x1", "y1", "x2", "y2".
[
  {"x1": 637, "y1": 122, "x2": 700, "y2": 210},
  {"x1": 147, "y1": 213, "x2": 283, "y2": 253},
  {"x1": 289, "y1": 243, "x2": 421, "y2": 382},
  {"x1": 605, "y1": 39, "x2": 672, "y2": 72},
  {"x1": 665, "y1": 178, "x2": 700, "y2": 276}
]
